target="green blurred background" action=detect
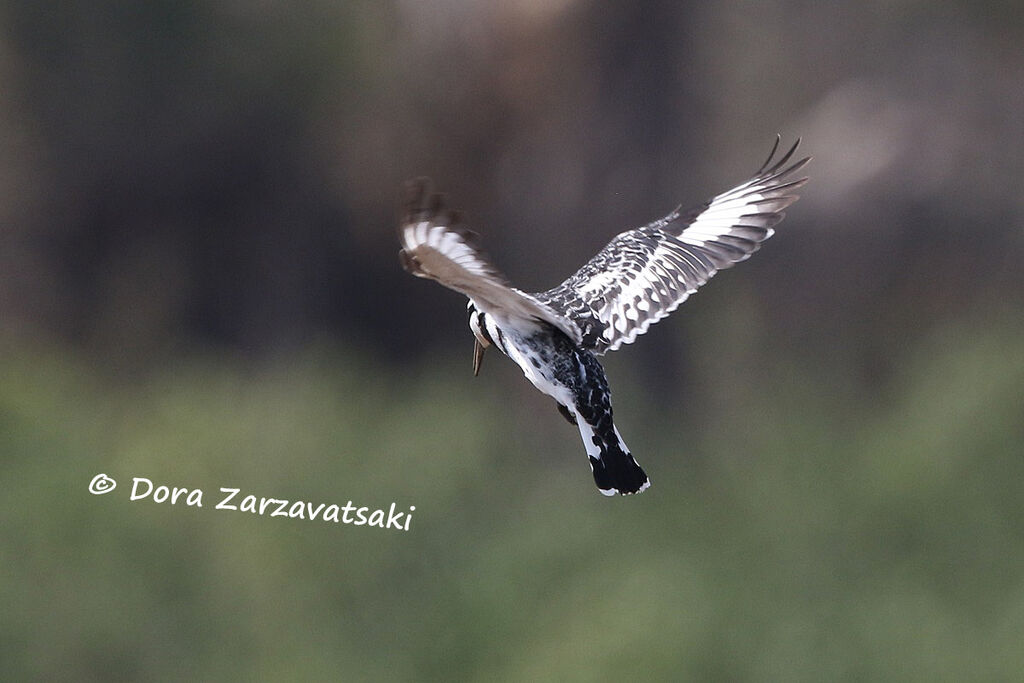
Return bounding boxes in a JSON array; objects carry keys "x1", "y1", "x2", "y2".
[{"x1": 3, "y1": 1, "x2": 1024, "y2": 680}]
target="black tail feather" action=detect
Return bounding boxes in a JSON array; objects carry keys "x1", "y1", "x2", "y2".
[{"x1": 589, "y1": 441, "x2": 649, "y2": 496}]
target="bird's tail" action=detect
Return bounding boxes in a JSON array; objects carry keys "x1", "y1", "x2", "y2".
[{"x1": 579, "y1": 422, "x2": 650, "y2": 496}]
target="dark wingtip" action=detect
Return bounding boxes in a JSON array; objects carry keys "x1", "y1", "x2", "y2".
[
  {"x1": 397, "y1": 179, "x2": 508, "y2": 283},
  {"x1": 757, "y1": 136, "x2": 811, "y2": 177},
  {"x1": 402, "y1": 177, "x2": 462, "y2": 228},
  {"x1": 757, "y1": 134, "x2": 783, "y2": 175},
  {"x1": 403, "y1": 177, "x2": 431, "y2": 215},
  {"x1": 427, "y1": 191, "x2": 447, "y2": 216}
]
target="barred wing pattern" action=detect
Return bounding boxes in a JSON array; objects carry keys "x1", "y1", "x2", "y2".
[
  {"x1": 399, "y1": 179, "x2": 581, "y2": 342},
  {"x1": 535, "y1": 138, "x2": 810, "y2": 355}
]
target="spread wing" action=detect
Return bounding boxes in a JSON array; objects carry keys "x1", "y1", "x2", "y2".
[
  {"x1": 399, "y1": 179, "x2": 582, "y2": 342},
  {"x1": 534, "y1": 137, "x2": 810, "y2": 354}
]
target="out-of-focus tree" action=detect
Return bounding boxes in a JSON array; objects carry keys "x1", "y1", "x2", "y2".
[{"x1": 1, "y1": 0, "x2": 1021, "y2": 383}]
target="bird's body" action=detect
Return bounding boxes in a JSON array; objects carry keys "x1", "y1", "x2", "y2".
[
  {"x1": 400, "y1": 138, "x2": 809, "y2": 496},
  {"x1": 468, "y1": 302, "x2": 649, "y2": 495}
]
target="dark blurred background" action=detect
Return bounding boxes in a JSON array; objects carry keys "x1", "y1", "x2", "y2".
[{"x1": 3, "y1": 1, "x2": 1023, "y2": 680}]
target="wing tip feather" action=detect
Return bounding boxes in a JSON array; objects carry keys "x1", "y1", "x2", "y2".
[{"x1": 756, "y1": 136, "x2": 811, "y2": 183}]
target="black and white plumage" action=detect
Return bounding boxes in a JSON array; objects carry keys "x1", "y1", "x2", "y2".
[{"x1": 399, "y1": 137, "x2": 810, "y2": 496}]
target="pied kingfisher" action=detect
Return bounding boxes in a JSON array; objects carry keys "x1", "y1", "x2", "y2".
[{"x1": 399, "y1": 137, "x2": 809, "y2": 496}]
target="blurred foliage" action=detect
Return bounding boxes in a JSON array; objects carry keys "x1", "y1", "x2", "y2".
[
  {"x1": 3, "y1": 310, "x2": 1023, "y2": 680},
  {"x1": 2, "y1": 0, "x2": 1022, "y2": 365}
]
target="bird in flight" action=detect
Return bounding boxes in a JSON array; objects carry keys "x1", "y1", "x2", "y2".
[{"x1": 399, "y1": 137, "x2": 809, "y2": 496}]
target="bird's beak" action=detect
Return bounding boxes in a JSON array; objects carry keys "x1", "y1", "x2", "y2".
[{"x1": 472, "y1": 338, "x2": 485, "y2": 376}]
